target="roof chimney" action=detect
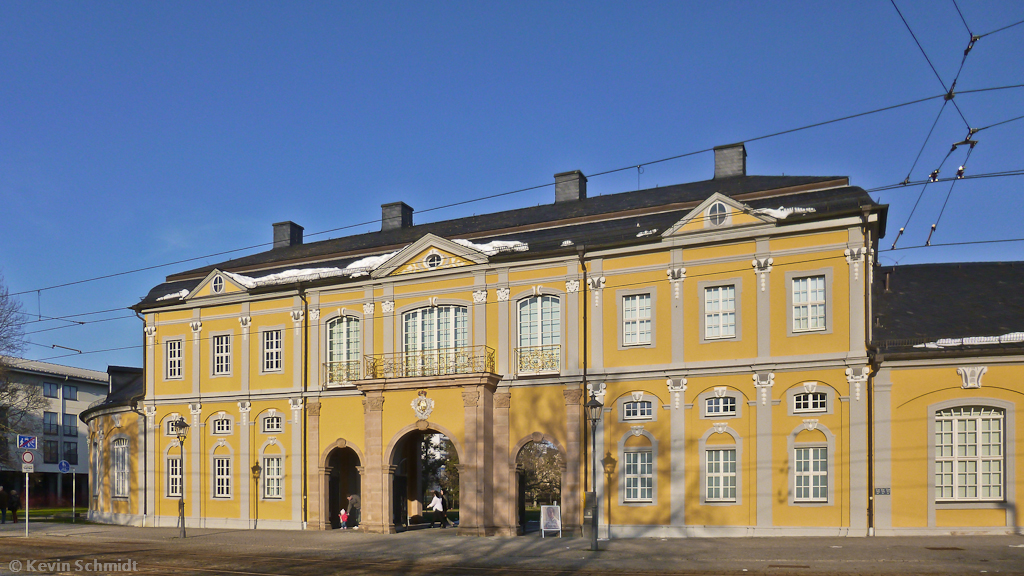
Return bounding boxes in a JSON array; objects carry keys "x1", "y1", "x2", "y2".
[
  {"x1": 272, "y1": 221, "x2": 304, "y2": 249},
  {"x1": 554, "y1": 170, "x2": 587, "y2": 203},
  {"x1": 381, "y1": 202, "x2": 414, "y2": 231},
  {"x1": 714, "y1": 143, "x2": 746, "y2": 179}
]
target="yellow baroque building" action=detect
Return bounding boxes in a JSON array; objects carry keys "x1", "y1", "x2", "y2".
[{"x1": 81, "y1": 144, "x2": 1024, "y2": 536}]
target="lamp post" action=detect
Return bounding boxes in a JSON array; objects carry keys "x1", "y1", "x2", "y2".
[
  {"x1": 251, "y1": 462, "x2": 262, "y2": 529},
  {"x1": 585, "y1": 394, "x2": 603, "y2": 551},
  {"x1": 172, "y1": 417, "x2": 189, "y2": 539}
]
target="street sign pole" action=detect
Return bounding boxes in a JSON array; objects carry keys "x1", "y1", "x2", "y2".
[
  {"x1": 24, "y1": 471, "x2": 29, "y2": 538},
  {"x1": 72, "y1": 470, "x2": 76, "y2": 523}
]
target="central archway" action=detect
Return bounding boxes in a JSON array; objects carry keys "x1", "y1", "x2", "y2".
[{"x1": 383, "y1": 422, "x2": 463, "y2": 533}]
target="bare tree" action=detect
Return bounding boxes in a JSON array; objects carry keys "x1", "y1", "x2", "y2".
[
  {"x1": 0, "y1": 274, "x2": 46, "y2": 467},
  {"x1": 518, "y1": 440, "x2": 563, "y2": 506}
]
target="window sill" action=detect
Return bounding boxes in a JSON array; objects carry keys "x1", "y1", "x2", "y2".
[
  {"x1": 792, "y1": 500, "x2": 830, "y2": 507},
  {"x1": 702, "y1": 500, "x2": 739, "y2": 506},
  {"x1": 935, "y1": 501, "x2": 1006, "y2": 509},
  {"x1": 621, "y1": 500, "x2": 654, "y2": 507}
]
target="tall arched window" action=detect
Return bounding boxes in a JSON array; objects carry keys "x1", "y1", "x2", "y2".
[
  {"x1": 112, "y1": 438, "x2": 129, "y2": 498},
  {"x1": 402, "y1": 306, "x2": 468, "y2": 376},
  {"x1": 327, "y1": 316, "x2": 361, "y2": 383},
  {"x1": 516, "y1": 295, "x2": 561, "y2": 374}
]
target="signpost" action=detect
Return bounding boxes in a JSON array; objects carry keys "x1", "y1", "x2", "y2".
[
  {"x1": 20, "y1": 449, "x2": 34, "y2": 538},
  {"x1": 58, "y1": 461, "x2": 74, "y2": 523}
]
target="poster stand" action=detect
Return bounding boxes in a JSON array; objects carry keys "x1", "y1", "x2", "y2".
[{"x1": 540, "y1": 504, "x2": 561, "y2": 538}]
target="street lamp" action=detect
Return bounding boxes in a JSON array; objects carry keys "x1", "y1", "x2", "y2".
[
  {"x1": 585, "y1": 394, "x2": 604, "y2": 551},
  {"x1": 251, "y1": 462, "x2": 262, "y2": 529},
  {"x1": 172, "y1": 417, "x2": 189, "y2": 539}
]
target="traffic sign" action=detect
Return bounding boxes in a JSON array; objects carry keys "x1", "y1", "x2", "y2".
[
  {"x1": 21, "y1": 463, "x2": 33, "y2": 473},
  {"x1": 58, "y1": 460, "x2": 70, "y2": 474},
  {"x1": 17, "y1": 436, "x2": 36, "y2": 450},
  {"x1": 21, "y1": 451, "x2": 34, "y2": 464}
]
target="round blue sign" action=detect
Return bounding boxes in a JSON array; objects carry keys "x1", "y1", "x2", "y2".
[{"x1": 58, "y1": 460, "x2": 70, "y2": 474}]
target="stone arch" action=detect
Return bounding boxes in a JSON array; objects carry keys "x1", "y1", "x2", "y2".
[
  {"x1": 319, "y1": 438, "x2": 364, "y2": 530},
  {"x1": 380, "y1": 420, "x2": 465, "y2": 533},
  {"x1": 508, "y1": 432, "x2": 568, "y2": 535}
]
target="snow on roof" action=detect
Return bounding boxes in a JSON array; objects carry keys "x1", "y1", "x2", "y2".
[
  {"x1": 156, "y1": 289, "x2": 190, "y2": 301},
  {"x1": 453, "y1": 238, "x2": 528, "y2": 255},
  {"x1": 636, "y1": 229, "x2": 658, "y2": 238},
  {"x1": 223, "y1": 268, "x2": 347, "y2": 289},
  {"x1": 344, "y1": 251, "x2": 398, "y2": 273},
  {"x1": 751, "y1": 206, "x2": 817, "y2": 219},
  {"x1": 913, "y1": 332, "x2": 1024, "y2": 349}
]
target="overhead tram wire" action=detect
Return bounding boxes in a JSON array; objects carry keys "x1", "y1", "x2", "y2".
[
  {"x1": 901, "y1": 100, "x2": 948, "y2": 185},
  {"x1": 928, "y1": 141, "x2": 977, "y2": 244},
  {"x1": 19, "y1": 85, "x2": 1024, "y2": 300},
  {"x1": 978, "y1": 18, "x2": 1024, "y2": 39},
  {"x1": 890, "y1": 145, "x2": 957, "y2": 249},
  {"x1": 869, "y1": 168, "x2": 1024, "y2": 193},
  {"x1": 951, "y1": 0, "x2": 972, "y2": 36}
]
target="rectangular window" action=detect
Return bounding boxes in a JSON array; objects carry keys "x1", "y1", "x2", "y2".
[
  {"x1": 263, "y1": 456, "x2": 283, "y2": 499},
  {"x1": 43, "y1": 383, "x2": 59, "y2": 398},
  {"x1": 167, "y1": 457, "x2": 182, "y2": 497},
  {"x1": 794, "y1": 447, "x2": 828, "y2": 502},
  {"x1": 63, "y1": 414, "x2": 78, "y2": 437},
  {"x1": 262, "y1": 330, "x2": 283, "y2": 372},
  {"x1": 622, "y1": 294, "x2": 652, "y2": 346},
  {"x1": 706, "y1": 396, "x2": 737, "y2": 416},
  {"x1": 43, "y1": 411, "x2": 59, "y2": 435},
  {"x1": 112, "y1": 438, "x2": 129, "y2": 498},
  {"x1": 262, "y1": 416, "x2": 283, "y2": 433},
  {"x1": 794, "y1": 392, "x2": 827, "y2": 413},
  {"x1": 624, "y1": 401, "x2": 653, "y2": 420},
  {"x1": 792, "y1": 275, "x2": 827, "y2": 332},
  {"x1": 706, "y1": 449, "x2": 737, "y2": 502},
  {"x1": 43, "y1": 440, "x2": 59, "y2": 463},
  {"x1": 64, "y1": 386, "x2": 78, "y2": 401},
  {"x1": 212, "y1": 418, "x2": 232, "y2": 435},
  {"x1": 704, "y1": 285, "x2": 736, "y2": 339},
  {"x1": 166, "y1": 340, "x2": 183, "y2": 379},
  {"x1": 935, "y1": 407, "x2": 1003, "y2": 501},
  {"x1": 214, "y1": 457, "x2": 231, "y2": 498},
  {"x1": 63, "y1": 442, "x2": 78, "y2": 465},
  {"x1": 213, "y1": 334, "x2": 232, "y2": 375},
  {"x1": 624, "y1": 450, "x2": 653, "y2": 501}
]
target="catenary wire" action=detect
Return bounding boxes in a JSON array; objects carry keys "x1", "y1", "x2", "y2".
[
  {"x1": 978, "y1": 18, "x2": 1024, "y2": 38},
  {"x1": 951, "y1": 0, "x2": 972, "y2": 36},
  {"x1": 903, "y1": 100, "x2": 948, "y2": 183}
]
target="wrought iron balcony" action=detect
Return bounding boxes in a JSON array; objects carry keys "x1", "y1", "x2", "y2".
[
  {"x1": 364, "y1": 346, "x2": 495, "y2": 379},
  {"x1": 514, "y1": 344, "x2": 561, "y2": 376},
  {"x1": 324, "y1": 360, "x2": 361, "y2": 386}
]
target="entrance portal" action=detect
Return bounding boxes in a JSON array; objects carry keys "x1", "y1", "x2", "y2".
[
  {"x1": 389, "y1": 430, "x2": 459, "y2": 531},
  {"x1": 514, "y1": 439, "x2": 564, "y2": 534},
  {"x1": 326, "y1": 446, "x2": 361, "y2": 529}
]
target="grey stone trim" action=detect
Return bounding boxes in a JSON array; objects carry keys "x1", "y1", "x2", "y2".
[
  {"x1": 565, "y1": 262, "x2": 581, "y2": 373},
  {"x1": 617, "y1": 428, "x2": 659, "y2": 507},
  {"x1": 474, "y1": 272, "x2": 487, "y2": 351},
  {"x1": 613, "y1": 391, "x2": 661, "y2": 423},
  {"x1": 668, "y1": 379, "x2": 686, "y2": 527},
  {"x1": 615, "y1": 287, "x2": 658, "y2": 350},
  {"x1": 756, "y1": 390, "x2": 773, "y2": 527},
  {"x1": 755, "y1": 238, "x2": 771, "y2": 359},
  {"x1": 784, "y1": 267, "x2": 834, "y2": 337},
  {"x1": 697, "y1": 425, "x2": 743, "y2": 506},
  {"x1": 497, "y1": 268, "x2": 509, "y2": 376},
  {"x1": 590, "y1": 258, "x2": 604, "y2": 371},
  {"x1": 383, "y1": 283, "x2": 395, "y2": 355},
  {"x1": 848, "y1": 371, "x2": 868, "y2": 531},
  {"x1": 670, "y1": 248, "x2": 685, "y2": 365},
  {"x1": 784, "y1": 382, "x2": 837, "y2": 417},
  {"x1": 786, "y1": 421, "x2": 836, "y2": 507},
  {"x1": 257, "y1": 324, "x2": 287, "y2": 375},
  {"x1": 697, "y1": 277, "x2": 743, "y2": 344},
  {"x1": 925, "y1": 397, "x2": 1016, "y2": 529},
  {"x1": 241, "y1": 302, "x2": 251, "y2": 395},
  {"x1": 191, "y1": 309, "x2": 201, "y2": 395},
  {"x1": 696, "y1": 388, "x2": 745, "y2": 420}
]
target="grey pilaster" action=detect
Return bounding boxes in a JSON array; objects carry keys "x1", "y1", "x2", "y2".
[
  {"x1": 755, "y1": 395, "x2": 773, "y2": 527},
  {"x1": 241, "y1": 302, "x2": 250, "y2": 395},
  {"x1": 474, "y1": 272, "x2": 487, "y2": 348},
  {"x1": 191, "y1": 309, "x2": 201, "y2": 395},
  {"x1": 565, "y1": 261, "x2": 580, "y2": 372},
  {"x1": 848, "y1": 367, "x2": 869, "y2": 533},
  {"x1": 596, "y1": 407, "x2": 608, "y2": 538},
  {"x1": 873, "y1": 369, "x2": 893, "y2": 532},
  {"x1": 497, "y1": 269, "x2": 509, "y2": 376},
  {"x1": 755, "y1": 238, "x2": 771, "y2": 361},
  {"x1": 363, "y1": 286, "x2": 374, "y2": 358},
  {"x1": 668, "y1": 380, "x2": 686, "y2": 526},
  {"x1": 590, "y1": 259, "x2": 604, "y2": 371},
  {"x1": 383, "y1": 284, "x2": 394, "y2": 355},
  {"x1": 670, "y1": 249, "x2": 685, "y2": 365}
]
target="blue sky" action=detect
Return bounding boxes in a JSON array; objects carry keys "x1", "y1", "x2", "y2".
[{"x1": 2, "y1": 1, "x2": 1022, "y2": 372}]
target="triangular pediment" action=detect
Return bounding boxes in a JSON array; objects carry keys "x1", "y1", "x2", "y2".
[
  {"x1": 371, "y1": 233, "x2": 488, "y2": 278},
  {"x1": 661, "y1": 193, "x2": 775, "y2": 237},
  {"x1": 187, "y1": 269, "x2": 248, "y2": 300}
]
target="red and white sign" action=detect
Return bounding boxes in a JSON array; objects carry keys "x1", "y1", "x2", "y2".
[{"x1": 21, "y1": 451, "x2": 34, "y2": 464}]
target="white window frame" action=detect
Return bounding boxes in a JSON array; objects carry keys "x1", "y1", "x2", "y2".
[
  {"x1": 624, "y1": 401, "x2": 653, "y2": 420},
  {"x1": 621, "y1": 293, "x2": 652, "y2": 346},
  {"x1": 262, "y1": 415, "x2": 283, "y2": 433},
  {"x1": 166, "y1": 339, "x2": 183, "y2": 380},
  {"x1": 935, "y1": 406, "x2": 1004, "y2": 502},
  {"x1": 112, "y1": 438, "x2": 129, "y2": 499},
  {"x1": 707, "y1": 201, "x2": 730, "y2": 227},
  {"x1": 792, "y1": 275, "x2": 827, "y2": 332},
  {"x1": 167, "y1": 456, "x2": 182, "y2": 497},
  {"x1": 517, "y1": 295, "x2": 561, "y2": 348},
  {"x1": 700, "y1": 282, "x2": 740, "y2": 342},
  {"x1": 794, "y1": 392, "x2": 827, "y2": 413},
  {"x1": 262, "y1": 329, "x2": 283, "y2": 373},
  {"x1": 402, "y1": 305, "x2": 469, "y2": 353},
  {"x1": 327, "y1": 316, "x2": 362, "y2": 363},
  {"x1": 262, "y1": 456, "x2": 283, "y2": 499},
  {"x1": 212, "y1": 334, "x2": 232, "y2": 376},
  {"x1": 214, "y1": 457, "x2": 232, "y2": 499},
  {"x1": 212, "y1": 418, "x2": 232, "y2": 435},
  {"x1": 785, "y1": 269, "x2": 833, "y2": 337},
  {"x1": 794, "y1": 446, "x2": 828, "y2": 502},
  {"x1": 706, "y1": 396, "x2": 737, "y2": 416},
  {"x1": 623, "y1": 449, "x2": 653, "y2": 502},
  {"x1": 705, "y1": 448, "x2": 737, "y2": 502}
]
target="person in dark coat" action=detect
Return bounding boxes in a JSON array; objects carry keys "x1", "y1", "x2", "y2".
[
  {"x1": 346, "y1": 494, "x2": 360, "y2": 529},
  {"x1": 0, "y1": 487, "x2": 8, "y2": 524},
  {"x1": 9, "y1": 490, "x2": 19, "y2": 523}
]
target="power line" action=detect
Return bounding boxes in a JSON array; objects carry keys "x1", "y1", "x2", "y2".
[
  {"x1": 951, "y1": 0, "x2": 972, "y2": 36},
  {"x1": 903, "y1": 100, "x2": 948, "y2": 183},
  {"x1": 881, "y1": 237, "x2": 1024, "y2": 253},
  {"x1": 868, "y1": 168, "x2": 1024, "y2": 193},
  {"x1": 978, "y1": 17, "x2": 1024, "y2": 38},
  {"x1": 24, "y1": 314, "x2": 136, "y2": 336}
]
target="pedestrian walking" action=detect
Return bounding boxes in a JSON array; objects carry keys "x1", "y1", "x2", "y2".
[
  {"x1": 346, "y1": 494, "x2": 360, "y2": 529},
  {"x1": 339, "y1": 508, "x2": 348, "y2": 529},
  {"x1": 0, "y1": 486, "x2": 8, "y2": 524},
  {"x1": 9, "y1": 490, "x2": 19, "y2": 524},
  {"x1": 427, "y1": 490, "x2": 447, "y2": 528}
]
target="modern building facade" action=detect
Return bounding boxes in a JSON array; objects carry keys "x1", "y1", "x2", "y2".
[
  {"x1": 81, "y1": 143, "x2": 1023, "y2": 536},
  {"x1": 1, "y1": 357, "x2": 108, "y2": 505}
]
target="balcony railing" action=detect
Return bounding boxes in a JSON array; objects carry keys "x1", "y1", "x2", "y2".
[
  {"x1": 514, "y1": 344, "x2": 561, "y2": 375},
  {"x1": 364, "y1": 346, "x2": 495, "y2": 379},
  {"x1": 324, "y1": 360, "x2": 361, "y2": 386}
]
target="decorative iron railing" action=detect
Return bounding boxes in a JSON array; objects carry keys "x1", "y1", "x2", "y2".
[
  {"x1": 324, "y1": 360, "x2": 361, "y2": 385},
  {"x1": 514, "y1": 344, "x2": 561, "y2": 375},
  {"x1": 364, "y1": 346, "x2": 495, "y2": 379}
]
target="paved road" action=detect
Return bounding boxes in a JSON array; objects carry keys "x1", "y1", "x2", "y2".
[{"x1": 0, "y1": 522, "x2": 1021, "y2": 575}]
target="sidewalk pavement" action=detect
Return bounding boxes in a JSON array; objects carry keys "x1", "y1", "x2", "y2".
[{"x1": 0, "y1": 521, "x2": 1022, "y2": 575}]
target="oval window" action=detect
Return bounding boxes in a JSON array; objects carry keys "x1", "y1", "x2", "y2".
[
  {"x1": 709, "y1": 202, "x2": 728, "y2": 226},
  {"x1": 212, "y1": 275, "x2": 224, "y2": 293},
  {"x1": 425, "y1": 254, "x2": 442, "y2": 268}
]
